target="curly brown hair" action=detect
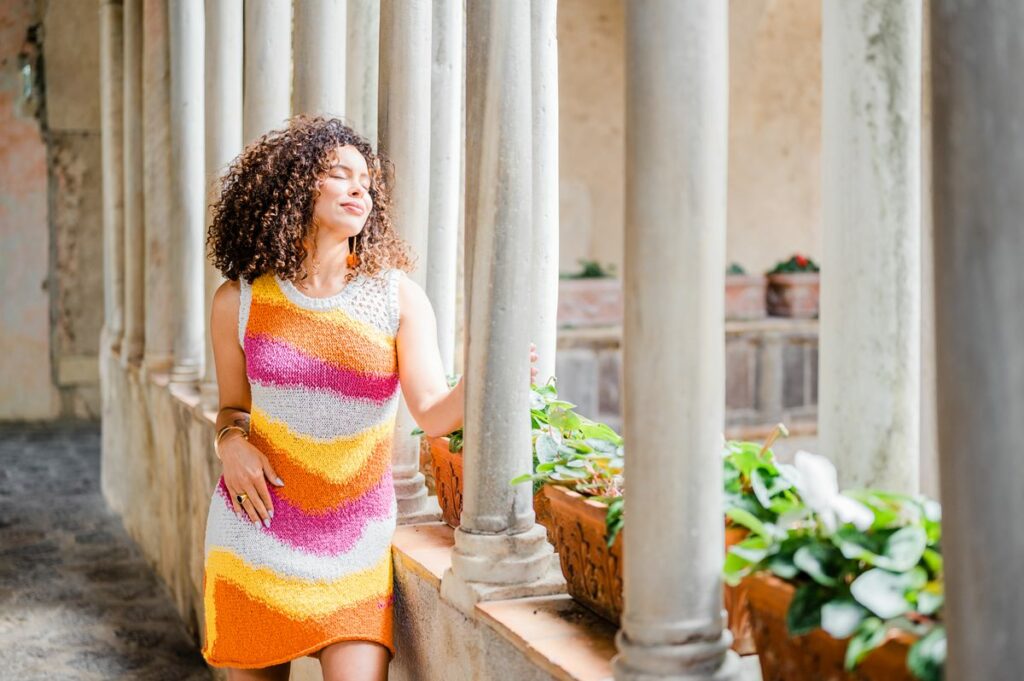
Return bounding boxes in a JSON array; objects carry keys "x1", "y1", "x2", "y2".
[{"x1": 207, "y1": 115, "x2": 415, "y2": 284}]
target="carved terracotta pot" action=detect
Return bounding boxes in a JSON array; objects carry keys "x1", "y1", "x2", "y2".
[
  {"x1": 747, "y1": 574, "x2": 918, "y2": 681},
  {"x1": 725, "y1": 274, "x2": 767, "y2": 320},
  {"x1": 425, "y1": 435, "x2": 549, "y2": 530},
  {"x1": 766, "y1": 272, "x2": 820, "y2": 318},
  {"x1": 724, "y1": 525, "x2": 756, "y2": 655},
  {"x1": 542, "y1": 485, "x2": 624, "y2": 622},
  {"x1": 541, "y1": 485, "x2": 755, "y2": 654}
]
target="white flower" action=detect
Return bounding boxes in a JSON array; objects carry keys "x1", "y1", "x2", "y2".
[{"x1": 785, "y1": 450, "x2": 874, "y2": 532}]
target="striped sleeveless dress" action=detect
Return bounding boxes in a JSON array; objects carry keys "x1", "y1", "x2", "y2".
[{"x1": 201, "y1": 268, "x2": 403, "y2": 668}]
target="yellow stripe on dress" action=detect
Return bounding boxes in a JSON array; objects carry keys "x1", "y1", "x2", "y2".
[{"x1": 205, "y1": 549, "x2": 392, "y2": 620}]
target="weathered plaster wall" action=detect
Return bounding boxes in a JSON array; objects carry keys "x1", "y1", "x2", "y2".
[
  {"x1": 0, "y1": 0, "x2": 58, "y2": 419},
  {"x1": 557, "y1": 0, "x2": 823, "y2": 277},
  {"x1": 0, "y1": 0, "x2": 104, "y2": 420}
]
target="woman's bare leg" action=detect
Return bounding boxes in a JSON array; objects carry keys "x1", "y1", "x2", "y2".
[
  {"x1": 317, "y1": 640, "x2": 390, "y2": 681},
  {"x1": 227, "y1": 661, "x2": 292, "y2": 681}
]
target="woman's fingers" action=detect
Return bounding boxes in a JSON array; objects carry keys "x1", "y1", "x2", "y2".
[{"x1": 240, "y1": 481, "x2": 272, "y2": 527}]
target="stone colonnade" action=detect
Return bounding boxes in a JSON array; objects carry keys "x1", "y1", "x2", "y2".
[{"x1": 96, "y1": 0, "x2": 1016, "y2": 678}]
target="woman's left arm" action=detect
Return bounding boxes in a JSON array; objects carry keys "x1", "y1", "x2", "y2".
[
  {"x1": 395, "y1": 274, "x2": 540, "y2": 438},
  {"x1": 395, "y1": 274, "x2": 464, "y2": 438}
]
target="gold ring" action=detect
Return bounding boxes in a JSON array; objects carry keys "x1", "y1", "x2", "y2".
[{"x1": 236, "y1": 492, "x2": 249, "y2": 505}]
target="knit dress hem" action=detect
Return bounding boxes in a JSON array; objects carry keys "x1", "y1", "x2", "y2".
[{"x1": 203, "y1": 633, "x2": 396, "y2": 669}]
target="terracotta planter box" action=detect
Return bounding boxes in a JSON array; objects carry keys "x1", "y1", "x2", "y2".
[
  {"x1": 766, "y1": 272, "x2": 819, "y2": 319},
  {"x1": 557, "y1": 278, "x2": 623, "y2": 328},
  {"x1": 723, "y1": 526, "x2": 756, "y2": 655},
  {"x1": 725, "y1": 275, "x2": 767, "y2": 320},
  {"x1": 425, "y1": 435, "x2": 550, "y2": 530},
  {"x1": 542, "y1": 485, "x2": 755, "y2": 654},
  {"x1": 747, "y1": 574, "x2": 918, "y2": 681}
]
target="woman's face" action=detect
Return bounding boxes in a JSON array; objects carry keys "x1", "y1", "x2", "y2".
[{"x1": 312, "y1": 144, "x2": 373, "y2": 239}]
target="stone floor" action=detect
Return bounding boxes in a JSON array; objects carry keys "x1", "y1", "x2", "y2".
[{"x1": 0, "y1": 422, "x2": 211, "y2": 681}]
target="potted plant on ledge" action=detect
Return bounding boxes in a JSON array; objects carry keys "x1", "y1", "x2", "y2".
[
  {"x1": 724, "y1": 450, "x2": 945, "y2": 681},
  {"x1": 726, "y1": 262, "x2": 767, "y2": 321},
  {"x1": 766, "y1": 253, "x2": 820, "y2": 318},
  {"x1": 558, "y1": 258, "x2": 623, "y2": 328}
]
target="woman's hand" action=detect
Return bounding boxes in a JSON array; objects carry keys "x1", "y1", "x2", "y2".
[
  {"x1": 530, "y1": 342, "x2": 539, "y2": 384},
  {"x1": 219, "y1": 432, "x2": 285, "y2": 527}
]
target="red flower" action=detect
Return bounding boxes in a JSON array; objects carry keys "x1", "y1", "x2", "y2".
[{"x1": 794, "y1": 254, "x2": 809, "y2": 268}]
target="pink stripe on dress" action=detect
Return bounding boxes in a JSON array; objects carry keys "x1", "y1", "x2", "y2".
[{"x1": 244, "y1": 333, "x2": 399, "y2": 403}]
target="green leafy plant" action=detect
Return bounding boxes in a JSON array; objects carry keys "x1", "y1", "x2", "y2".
[
  {"x1": 727, "y1": 262, "x2": 748, "y2": 276},
  {"x1": 560, "y1": 258, "x2": 617, "y2": 279},
  {"x1": 723, "y1": 449, "x2": 945, "y2": 681},
  {"x1": 768, "y1": 253, "x2": 820, "y2": 274}
]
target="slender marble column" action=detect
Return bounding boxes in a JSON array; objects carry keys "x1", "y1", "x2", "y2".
[
  {"x1": 439, "y1": 0, "x2": 559, "y2": 616},
  {"x1": 141, "y1": 0, "x2": 174, "y2": 372},
  {"x1": 293, "y1": 0, "x2": 346, "y2": 117},
  {"x1": 168, "y1": 0, "x2": 205, "y2": 383},
  {"x1": 529, "y1": 0, "x2": 558, "y2": 385},
  {"x1": 100, "y1": 0, "x2": 125, "y2": 353},
  {"x1": 425, "y1": 0, "x2": 462, "y2": 376},
  {"x1": 345, "y1": 0, "x2": 379, "y2": 144},
  {"x1": 378, "y1": 0, "x2": 437, "y2": 523},
  {"x1": 243, "y1": 0, "x2": 292, "y2": 143},
  {"x1": 931, "y1": 2, "x2": 1024, "y2": 677},
  {"x1": 120, "y1": 0, "x2": 145, "y2": 365},
  {"x1": 201, "y1": 0, "x2": 243, "y2": 403},
  {"x1": 819, "y1": 0, "x2": 923, "y2": 492},
  {"x1": 613, "y1": 2, "x2": 737, "y2": 679}
]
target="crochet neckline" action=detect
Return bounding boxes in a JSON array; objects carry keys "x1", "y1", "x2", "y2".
[{"x1": 274, "y1": 272, "x2": 367, "y2": 311}]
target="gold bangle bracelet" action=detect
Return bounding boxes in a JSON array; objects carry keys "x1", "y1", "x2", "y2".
[{"x1": 214, "y1": 425, "x2": 248, "y2": 460}]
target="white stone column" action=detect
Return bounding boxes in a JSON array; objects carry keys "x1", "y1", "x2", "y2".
[
  {"x1": 121, "y1": 0, "x2": 145, "y2": 365},
  {"x1": 931, "y1": 3, "x2": 1024, "y2": 677},
  {"x1": 439, "y1": 0, "x2": 560, "y2": 615},
  {"x1": 168, "y1": 0, "x2": 206, "y2": 384},
  {"x1": 529, "y1": 0, "x2": 559, "y2": 385},
  {"x1": 142, "y1": 0, "x2": 174, "y2": 372},
  {"x1": 425, "y1": 0, "x2": 462, "y2": 376},
  {"x1": 614, "y1": 2, "x2": 737, "y2": 680},
  {"x1": 100, "y1": 0, "x2": 125, "y2": 353},
  {"x1": 378, "y1": 0, "x2": 437, "y2": 523},
  {"x1": 346, "y1": 0, "x2": 379, "y2": 144},
  {"x1": 244, "y1": 0, "x2": 292, "y2": 144},
  {"x1": 293, "y1": 0, "x2": 346, "y2": 116},
  {"x1": 819, "y1": 1, "x2": 923, "y2": 492},
  {"x1": 201, "y1": 0, "x2": 243, "y2": 403}
]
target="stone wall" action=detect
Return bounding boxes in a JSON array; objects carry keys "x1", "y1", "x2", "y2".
[
  {"x1": 555, "y1": 319, "x2": 820, "y2": 439},
  {"x1": 557, "y1": 0, "x2": 824, "y2": 277},
  {"x1": 0, "y1": 0, "x2": 104, "y2": 420}
]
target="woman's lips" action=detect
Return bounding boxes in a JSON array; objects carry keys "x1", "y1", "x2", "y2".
[{"x1": 342, "y1": 202, "x2": 365, "y2": 216}]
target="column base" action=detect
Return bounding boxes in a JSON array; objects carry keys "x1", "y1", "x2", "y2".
[
  {"x1": 439, "y1": 524, "x2": 563, "y2": 614},
  {"x1": 394, "y1": 471, "x2": 441, "y2": 524},
  {"x1": 170, "y1": 361, "x2": 203, "y2": 384},
  {"x1": 612, "y1": 628, "x2": 739, "y2": 681}
]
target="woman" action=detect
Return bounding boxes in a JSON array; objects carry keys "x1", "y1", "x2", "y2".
[{"x1": 199, "y1": 115, "x2": 536, "y2": 680}]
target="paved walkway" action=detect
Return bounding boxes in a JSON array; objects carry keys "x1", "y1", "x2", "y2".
[{"x1": 0, "y1": 422, "x2": 211, "y2": 680}]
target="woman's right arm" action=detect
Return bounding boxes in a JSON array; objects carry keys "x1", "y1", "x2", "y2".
[{"x1": 211, "y1": 280, "x2": 284, "y2": 528}]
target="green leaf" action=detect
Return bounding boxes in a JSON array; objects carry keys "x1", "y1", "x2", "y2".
[
  {"x1": 850, "y1": 568, "x2": 921, "y2": 619},
  {"x1": 510, "y1": 473, "x2": 532, "y2": 485},
  {"x1": 729, "y1": 535, "x2": 769, "y2": 564},
  {"x1": 921, "y1": 548, "x2": 943, "y2": 576},
  {"x1": 786, "y1": 583, "x2": 829, "y2": 636},
  {"x1": 549, "y1": 407, "x2": 581, "y2": 432},
  {"x1": 844, "y1": 617, "x2": 886, "y2": 670},
  {"x1": 766, "y1": 552, "x2": 800, "y2": 580},
  {"x1": 536, "y1": 433, "x2": 559, "y2": 463},
  {"x1": 725, "y1": 507, "x2": 773, "y2": 540},
  {"x1": 876, "y1": 526, "x2": 927, "y2": 572},
  {"x1": 907, "y1": 626, "x2": 946, "y2": 681},
  {"x1": 916, "y1": 582, "x2": 944, "y2": 616},
  {"x1": 820, "y1": 598, "x2": 868, "y2": 639},
  {"x1": 529, "y1": 390, "x2": 547, "y2": 410},
  {"x1": 794, "y1": 543, "x2": 841, "y2": 587}
]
